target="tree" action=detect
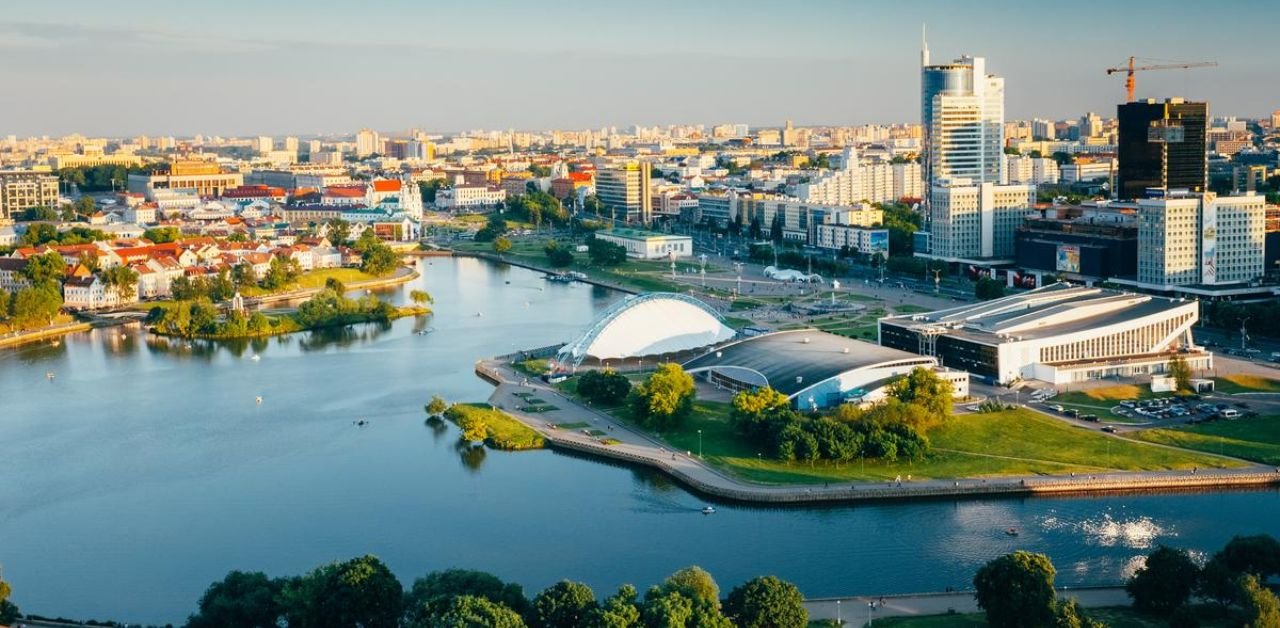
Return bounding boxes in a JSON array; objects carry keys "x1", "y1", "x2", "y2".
[
  {"x1": 1217, "y1": 534, "x2": 1280, "y2": 580},
  {"x1": 324, "y1": 277, "x2": 347, "y2": 294},
  {"x1": 0, "y1": 290, "x2": 9, "y2": 321},
  {"x1": 458, "y1": 412, "x2": 488, "y2": 443},
  {"x1": 886, "y1": 367, "x2": 953, "y2": 422},
  {"x1": 656, "y1": 567, "x2": 719, "y2": 608},
  {"x1": 724, "y1": 576, "x2": 807, "y2": 628},
  {"x1": 975, "y1": 276, "x2": 1006, "y2": 300},
  {"x1": 493, "y1": 236, "x2": 513, "y2": 255},
  {"x1": 102, "y1": 264, "x2": 140, "y2": 301},
  {"x1": 1238, "y1": 574, "x2": 1280, "y2": 628},
  {"x1": 418, "y1": 179, "x2": 449, "y2": 204},
  {"x1": 22, "y1": 252, "x2": 67, "y2": 288},
  {"x1": 362, "y1": 242, "x2": 400, "y2": 277},
  {"x1": 426, "y1": 395, "x2": 448, "y2": 418},
  {"x1": 582, "y1": 585, "x2": 641, "y2": 628},
  {"x1": 144, "y1": 227, "x2": 182, "y2": 243},
  {"x1": 532, "y1": 580, "x2": 597, "y2": 628},
  {"x1": 630, "y1": 363, "x2": 696, "y2": 430},
  {"x1": 973, "y1": 551, "x2": 1058, "y2": 628},
  {"x1": 11, "y1": 285, "x2": 62, "y2": 327},
  {"x1": 730, "y1": 386, "x2": 793, "y2": 439},
  {"x1": 1126, "y1": 545, "x2": 1201, "y2": 615},
  {"x1": 0, "y1": 566, "x2": 19, "y2": 626},
  {"x1": 1198, "y1": 555, "x2": 1240, "y2": 608},
  {"x1": 262, "y1": 257, "x2": 301, "y2": 290},
  {"x1": 20, "y1": 205, "x2": 59, "y2": 221},
  {"x1": 278, "y1": 554, "x2": 403, "y2": 628},
  {"x1": 231, "y1": 263, "x2": 257, "y2": 289},
  {"x1": 544, "y1": 241, "x2": 575, "y2": 268},
  {"x1": 404, "y1": 569, "x2": 530, "y2": 627},
  {"x1": 435, "y1": 595, "x2": 527, "y2": 628},
  {"x1": 1051, "y1": 598, "x2": 1106, "y2": 628},
  {"x1": 410, "y1": 289, "x2": 433, "y2": 305},
  {"x1": 21, "y1": 223, "x2": 60, "y2": 246},
  {"x1": 640, "y1": 590, "x2": 692, "y2": 628},
  {"x1": 1168, "y1": 354, "x2": 1193, "y2": 393},
  {"x1": 586, "y1": 238, "x2": 627, "y2": 266},
  {"x1": 576, "y1": 369, "x2": 632, "y2": 406},
  {"x1": 326, "y1": 219, "x2": 352, "y2": 245},
  {"x1": 186, "y1": 570, "x2": 283, "y2": 628}
]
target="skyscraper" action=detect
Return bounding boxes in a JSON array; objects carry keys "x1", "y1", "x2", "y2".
[
  {"x1": 596, "y1": 162, "x2": 653, "y2": 224},
  {"x1": 920, "y1": 36, "x2": 1005, "y2": 191},
  {"x1": 1116, "y1": 98, "x2": 1207, "y2": 200}
]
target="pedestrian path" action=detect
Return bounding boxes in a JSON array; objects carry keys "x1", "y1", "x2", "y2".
[{"x1": 804, "y1": 586, "x2": 1131, "y2": 625}]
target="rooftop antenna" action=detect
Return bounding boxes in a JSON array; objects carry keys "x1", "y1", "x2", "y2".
[{"x1": 921, "y1": 24, "x2": 930, "y2": 66}]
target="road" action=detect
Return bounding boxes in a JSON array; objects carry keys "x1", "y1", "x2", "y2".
[{"x1": 804, "y1": 586, "x2": 1131, "y2": 625}]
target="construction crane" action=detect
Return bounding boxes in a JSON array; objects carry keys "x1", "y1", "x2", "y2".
[{"x1": 1106, "y1": 56, "x2": 1217, "y2": 102}]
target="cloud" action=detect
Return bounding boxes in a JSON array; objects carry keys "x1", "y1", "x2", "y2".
[{"x1": 0, "y1": 20, "x2": 276, "y2": 54}]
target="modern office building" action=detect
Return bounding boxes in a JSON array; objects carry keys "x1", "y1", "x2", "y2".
[
  {"x1": 925, "y1": 181, "x2": 1035, "y2": 261},
  {"x1": 1115, "y1": 98, "x2": 1208, "y2": 200},
  {"x1": 879, "y1": 282, "x2": 1210, "y2": 385},
  {"x1": 0, "y1": 171, "x2": 60, "y2": 221},
  {"x1": 920, "y1": 43, "x2": 1005, "y2": 192},
  {"x1": 596, "y1": 161, "x2": 653, "y2": 223},
  {"x1": 1014, "y1": 212, "x2": 1138, "y2": 281},
  {"x1": 1135, "y1": 192, "x2": 1264, "y2": 289}
]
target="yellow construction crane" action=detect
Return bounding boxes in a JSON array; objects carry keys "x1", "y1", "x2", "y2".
[{"x1": 1106, "y1": 56, "x2": 1217, "y2": 102}]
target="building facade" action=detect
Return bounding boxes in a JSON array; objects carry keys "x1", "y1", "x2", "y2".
[
  {"x1": 1136, "y1": 192, "x2": 1265, "y2": 288},
  {"x1": 926, "y1": 182, "x2": 1034, "y2": 261},
  {"x1": 596, "y1": 162, "x2": 653, "y2": 223},
  {"x1": 0, "y1": 171, "x2": 60, "y2": 221},
  {"x1": 1116, "y1": 98, "x2": 1208, "y2": 200}
]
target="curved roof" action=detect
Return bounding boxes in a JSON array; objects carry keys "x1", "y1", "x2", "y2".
[
  {"x1": 682, "y1": 329, "x2": 935, "y2": 397},
  {"x1": 557, "y1": 293, "x2": 736, "y2": 365}
]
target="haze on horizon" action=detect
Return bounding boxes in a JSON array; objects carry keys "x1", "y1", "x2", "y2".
[{"x1": 0, "y1": 0, "x2": 1275, "y2": 137}]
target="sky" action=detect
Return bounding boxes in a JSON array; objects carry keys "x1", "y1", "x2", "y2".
[{"x1": 0, "y1": 0, "x2": 1276, "y2": 137}]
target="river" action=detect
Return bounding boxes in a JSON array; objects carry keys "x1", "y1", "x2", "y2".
[{"x1": 1, "y1": 256, "x2": 1277, "y2": 624}]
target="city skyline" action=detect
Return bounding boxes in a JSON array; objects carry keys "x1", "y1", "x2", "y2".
[{"x1": 1, "y1": 0, "x2": 1277, "y2": 136}]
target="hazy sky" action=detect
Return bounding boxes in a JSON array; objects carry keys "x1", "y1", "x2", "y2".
[{"x1": 1, "y1": 0, "x2": 1276, "y2": 137}]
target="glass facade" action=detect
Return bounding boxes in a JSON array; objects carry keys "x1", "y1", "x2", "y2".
[{"x1": 1116, "y1": 100, "x2": 1207, "y2": 200}]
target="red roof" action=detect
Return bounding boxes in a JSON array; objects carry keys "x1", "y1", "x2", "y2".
[
  {"x1": 324, "y1": 186, "x2": 366, "y2": 198},
  {"x1": 568, "y1": 172, "x2": 593, "y2": 182},
  {"x1": 371, "y1": 180, "x2": 402, "y2": 192}
]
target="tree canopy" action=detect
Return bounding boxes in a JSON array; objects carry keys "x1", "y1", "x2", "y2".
[
  {"x1": 630, "y1": 363, "x2": 696, "y2": 430},
  {"x1": 973, "y1": 551, "x2": 1058, "y2": 628},
  {"x1": 724, "y1": 576, "x2": 807, "y2": 628},
  {"x1": 186, "y1": 570, "x2": 283, "y2": 628},
  {"x1": 1126, "y1": 545, "x2": 1200, "y2": 615},
  {"x1": 279, "y1": 555, "x2": 403, "y2": 628}
]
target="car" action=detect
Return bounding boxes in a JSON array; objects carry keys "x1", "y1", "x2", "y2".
[
  {"x1": 1120, "y1": 400, "x2": 1137, "y2": 408},
  {"x1": 1081, "y1": 414, "x2": 1100, "y2": 422},
  {"x1": 1050, "y1": 404, "x2": 1064, "y2": 413},
  {"x1": 1101, "y1": 425, "x2": 1117, "y2": 433},
  {"x1": 1065, "y1": 408, "x2": 1080, "y2": 418}
]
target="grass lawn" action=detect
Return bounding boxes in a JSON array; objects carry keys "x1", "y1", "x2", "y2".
[
  {"x1": 446, "y1": 403, "x2": 544, "y2": 451},
  {"x1": 1214, "y1": 374, "x2": 1280, "y2": 394},
  {"x1": 868, "y1": 606, "x2": 1234, "y2": 628},
  {"x1": 1126, "y1": 415, "x2": 1280, "y2": 465}
]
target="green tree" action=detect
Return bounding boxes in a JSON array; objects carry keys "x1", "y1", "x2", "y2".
[
  {"x1": 20, "y1": 205, "x2": 60, "y2": 221},
  {"x1": 975, "y1": 276, "x2": 1006, "y2": 300},
  {"x1": 532, "y1": 580, "x2": 597, "y2": 628},
  {"x1": 435, "y1": 595, "x2": 527, "y2": 628},
  {"x1": 410, "y1": 289, "x2": 433, "y2": 305},
  {"x1": 426, "y1": 395, "x2": 448, "y2": 418},
  {"x1": 418, "y1": 179, "x2": 449, "y2": 204},
  {"x1": 723, "y1": 576, "x2": 807, "y2": 628},
  {"x1": 730, "y1": 386, "x2": 793, "y2": 438},
  {"x1": 74, "y1": 195, "x2": 97, "y2": 217},
  {"x1": 0, "y1": 565, "x2": 19, "y2": 626},
  {"x1": 1126, "y1": 545, "x2": 1200, "y2": 615},
  {"x1": 361, "y1": 242, "x2": 399, "y2": 277},
  {"x1": 458, "y1": 412, "x2": 488, "y2": 443},
  {"x1": 1217, "y1": 534, "x2": 1280, "y2": 580},
  {"x1": 1051, "y1": 598, "x2": 1106, "y2": 628},
  {"x1": 278, "y1": 555, "x2": 403, "y2": 628},
  {"x1": 973, "y1": 551, "x2": 1058, "y2": 628},
  {"x1": 586, "y1": 238, "x2": 627, "y2": 266},
  {"x1": 886, "y1": 367, "x2": 953, "y2": 423},
  {"x1": 493, "y1": 236, "x2": 513, "y2": 255},
  {"x1": 630, "y1": 363, "x2": 696, "y2": 430},
  {"x1": 640, "y1": 591, "x2": 692, "y2": 628},
  {"x1": 404, "y1": 569, "x2": 530, "y2": 627},
  {"x1": 325, "y1": 219, "x2": 352, "y2": 245},
  {"x1": 1238, "y1": 574, "x2": 1280, "y2": 628},
  {"x1": 231, "y1": 263, "x2": 257, "y2": 289},
  {"x1": 22, "y1": 252, "x2": 67, "y2": 288},
  {"x1": 262, "y1": 256, "x2": 301, "y2": 290},
  {"x1": 11, "y1": 285, "x2": 62, "y2": 326},
  {"x1": 655, "y1": 567, "x2": 719, "y2": 608},
  {"x1": 144, "y1": 227, "x2": 182, "y2": 243},
  {"x1": 0, "y1": 290, "x2": 10, "y2": 321},
  {"x1": 186, "y1": 570, "x2": 283, "y2": 628},
  {"x1": 1168, "y1": 354, "x2": 1193, "y2": 393},
  {"x1": 102, "y1": 264, "x2": 140, "y2": 301},
  {"x1": 576, "y1": 369, "x2": 632, "y2": 405},
  {"x1": 1198, "y1": 555, "x2": 1241, "y2": 608},
  {"x1": 21, "y1": 223, "x2": 60, "y2": 246},
  {"x1": 582, "y1": 585, "x2": 642, "y2": 628}
]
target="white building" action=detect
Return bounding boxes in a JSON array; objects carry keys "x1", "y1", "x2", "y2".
[
  {"x1": 1004, "y1": 155, "x2": 1060, "y2": 185},
  {"x1": 793, "y1": 147, "x2": 922, "y2": 206},
  {"x1": 594, "y1": 228, "x2": 692, "y2": 260},
  {"x1": 1136, "y1": 193, "x2": 1265, "y2": 288},
  {"x1": 123, "y1": 204, "x2": 157, "y2": 225},
  {"x1": 880, "y1": 283, "x2": 1210, "y2": 385},
  {"x1": 1060, "y1": 160, "x2": 1116, "y2": 184},
  {"x1": 436, "y1": 185, "x2": 506, "y2": 210},
  {"x1": 924, "y1": 181, "x2": 1035, "y2": 261}
]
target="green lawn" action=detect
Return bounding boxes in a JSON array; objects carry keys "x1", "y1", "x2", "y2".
[
  {"x1": 1214, "y1": 374, "x2": 1280, "y2": 394},
  {"x1": 446, "y1": 403, "x2": 545, "y2": 451},
  {"x1": 1126, "y1": 415, "x2": 1280, "y2": 465}
]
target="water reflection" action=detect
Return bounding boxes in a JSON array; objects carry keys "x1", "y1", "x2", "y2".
[
  {"x1": 455, "y1": 440, "x2": 488, "y2": 473},
  {"x1": 424, "y1": 416, "x2": 449, "y2": 441},
  {"x1": 297, "y1": 322, "x2": 394, "y2": 352}
]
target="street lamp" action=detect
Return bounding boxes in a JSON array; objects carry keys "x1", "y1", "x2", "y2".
[
  {"x1": 836, "y1": 600, "x2": 841, "y2": 626},
  {"x1": 697, "y1": 429, "x2": 703, "y2": 458}
]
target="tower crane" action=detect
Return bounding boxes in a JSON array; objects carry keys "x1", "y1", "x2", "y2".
[{"x1": 1106, "y1": 56, "x2": 1217, "y2": 102}]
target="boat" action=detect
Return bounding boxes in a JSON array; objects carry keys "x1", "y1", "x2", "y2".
[
  {"x1": 417, "y1": 327, "x2": 436, "y2": 336},
  {"x1": 250, "y1": 355, "x2": 261, "y2": 361},
  {"x1": 545, "y1": 273, "x2": 574, "y2": 283},
  {"x1": 45, "y1": 371, "x2": 55, "y2": 380},
  {"x1": 702, "y1": 506, "x2": 716, "y2": 515},
  {"x1": 255, "y1": 396, "x2": 263, "y2": 404},
  {"x1": 1005, "y1": 528, "x2": 1019, "y2": 537}
]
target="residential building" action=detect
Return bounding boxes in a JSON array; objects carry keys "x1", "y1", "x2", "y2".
[
  {"x1": 596, "y1": 162, "x2": 653, "y2": 223},
  {"x1": 356, "y1": 129, "x2": 380, "y2": 158},
  {"x1": 127, "y1": 161, "x2": 244, "y2": 199},
  {"x1": 1116, "y1": 98, "x2": 1208, "y2": 200},
  {"x1": 1060, "y1": 160, "x2": 1116, "y2": 184},
  {"x1": 254, "y1": 136, "x2": 274, "y2": 154},
  {"x1": 0, "y1": 171, "x2": 60, "y2": 221},
  {"x1": 436, "y1": 185, "x2": 506, "y2": 210}
]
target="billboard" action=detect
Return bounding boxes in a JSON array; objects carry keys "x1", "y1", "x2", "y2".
[
  {"x1": 1055, "y1": 244, "x2": 1081, "y2": 273},
  {"x1": 1203, "y1": 204, "x2": 1217, "y2": 284},
  {"x1": 867, "y1": 230, "x2": 889, "y2": 256}
]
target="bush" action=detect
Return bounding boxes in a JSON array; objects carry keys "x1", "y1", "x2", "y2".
[{"x1": 576, "y1": 369, "x2": 631, "y2": 405}]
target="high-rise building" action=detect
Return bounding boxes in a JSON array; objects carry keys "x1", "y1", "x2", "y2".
[
  {"x1": 0, "y1": 171, "x2": 60, "y2": 222},
  {"x1": 596, "y1": 162, "x2": 653, "y2": 224},
  {"x1": 920, "y1": 40, "x2": 1005, "y2": 190},
  {"x1": 1080, "y1": 112, "x2": 1103, "y2": 139},
  {"x1": 1032, "y1": 118, "x2": 1056, "y2": 140},
  {"x1": 355, "y1": 128, "x2": 380, "y2": 158},
  {"x1": 927, "y1": 182, "x2": 1035, "y2": 261},
  {"x1": 1270, "y1": 110, "x2": 1280, "y2": 130},
  {"x1": 1116, "y1": 98, "x2": 1207, "y2": 200},
  {"x1": 1137, "y1": 192, "x2": 1263, "y2": 287},
  {"x1": 254, "y1": 136, "x2": 273, "y2": 154},
  {"x1": 283, "y1": 137, "x2": 299, "y2": 153}
]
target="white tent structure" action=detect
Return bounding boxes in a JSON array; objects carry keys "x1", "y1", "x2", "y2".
[{"x1": 556, "y1": 293, "x2": 736, "y2": 366}]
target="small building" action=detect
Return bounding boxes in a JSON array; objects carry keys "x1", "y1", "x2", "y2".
[{"x1": 594, "y1": 228, "x2": 692, "y2": 260}]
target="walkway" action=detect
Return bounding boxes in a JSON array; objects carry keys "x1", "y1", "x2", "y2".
[
  {"x1": 804, "y1": 586, "x2": 1131, "y2": 625},
  {"x1": 478, "y1": 360, "x2": 1280, "y2": 505}
]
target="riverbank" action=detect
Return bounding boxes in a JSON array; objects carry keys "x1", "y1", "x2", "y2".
[
  {"x1": 454, "y1": 250, "x2": 643, "y2": 295},
  {"x1": 478, "y1": 360, "x2": 1280, "y2": 505},
  {"x1": 804, "y1": 586, "x2": 1132, "y2": 624},
  {"x1": 0, "y1": 320, "x2": 94, "y2": 349},
  {"x1": 247, "y1": 265, "x2": 418, "y2": 306}
]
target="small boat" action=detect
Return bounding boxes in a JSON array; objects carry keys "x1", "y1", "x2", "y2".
[
  {"x1": 45, "y1": 371, "x2": 55, "y2": 380},
  {"x1": 255, "y1": 396, "x2": 263, "y2": 404},
  {"x1": 476, "y1": 312, "x2": 484, "y2": 317},
  {"x1": 250, "y1": 354, "x2": 261, "y2": 361},
  {"x1": 1005, "y1": 528, "x2": 1019, "y2": 537},
  {"x1": 702, "y1": 506, "x2": 716, "y2": 515}
]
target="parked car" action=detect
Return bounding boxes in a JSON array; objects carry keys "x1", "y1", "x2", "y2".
[
  {"x1": 1101, "y1": 425, "x2": 1117, "y2": 433},
  {"x1": 1081, "y1": 414, "x2": 1100, "y2": 422}
]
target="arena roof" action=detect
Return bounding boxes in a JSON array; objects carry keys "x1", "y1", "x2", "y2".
[
  {"x1": 557, "y1": 293, "x2": 735, "y2": 365},
  {"x1": 682, "y1": 329, "x2": 934, "y2": 396},
  {"x1": 881, "y1": 283, "x2": 1196, "y2": 344}
]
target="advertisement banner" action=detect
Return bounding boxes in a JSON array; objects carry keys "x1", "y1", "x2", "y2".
[
  {"x1": 1203, "y1": 204, "x2": 1217, "y2": 284},
  {"x1": 868, "y1": 230, "x2": 889, "y2": 256},
  {"x1": 1055, "y1": 244, "x2": 1081, "y2": 273}
]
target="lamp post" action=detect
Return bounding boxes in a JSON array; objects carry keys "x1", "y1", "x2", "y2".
[
  {"x1": 697, "y1": 429, "x2": 703, "y2": 459},
  {"x1": 836, "y1": 600, "x2": 841, "y2": 626}
]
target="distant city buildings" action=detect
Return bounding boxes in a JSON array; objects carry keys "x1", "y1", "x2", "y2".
[{"x1": 0, "y1": 171, "x2": 59, "y2": 222}]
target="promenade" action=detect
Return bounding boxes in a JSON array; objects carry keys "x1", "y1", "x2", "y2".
[
  {"x1": 803, "y1": 586, "x2": 1131, "y2": 625},
  {"x1": 478, "y1": 359, "x2": 1280, "y2": 505}
]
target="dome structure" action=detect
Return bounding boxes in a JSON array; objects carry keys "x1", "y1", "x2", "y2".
[{"x1": 557, "y1": 293, "x2": 736, "y2": 366}]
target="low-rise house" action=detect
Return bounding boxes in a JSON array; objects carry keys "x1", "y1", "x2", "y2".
[{"x1": 0, "y1": 258, "x2": 31, "y2": 292}]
